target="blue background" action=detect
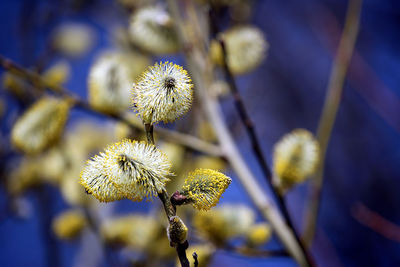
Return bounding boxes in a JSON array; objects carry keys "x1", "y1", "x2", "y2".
[{"x1": 1, "y1": 0, "x2": 400, "y2": 266}]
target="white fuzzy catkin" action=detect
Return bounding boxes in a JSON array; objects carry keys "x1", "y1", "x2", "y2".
[
  {"x1": 211, "y1": 25, "x2": 268, "y2": 75},
  {"x1": 129, "y1": 6, "x2": 179, "y2": 54},
  {"x1": 133, "y1": 62, "x2": 193, "y2": 124},
  {"x1": 80, "y1": 139, "x2": 173, "y2": 202},
  {"x1": 11, "y1": 96, "x2": 70, "y2": 154},
  {"x1": 273, "y1": 129, "x2": 320, "y2": 191}
]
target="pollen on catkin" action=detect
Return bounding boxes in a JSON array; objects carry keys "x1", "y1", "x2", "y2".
[
  {"x1": 132, "y1": 61, "x2": 193, "y2": 124},
  {"x1": 79, "y1": 155, "x2": 124, "y2": 202},
  {"x1": 11, "y1": 96, "x2": 71, "y2": 154},
  {"x1": 210, "y1": 25, "x2": 268, "y2": 75},
  {"x1": 273, "y1": 129, "x2": 320, "y2": 192},
  {"x1": 80, "y1": 139, "x2": 173, "y2": 202},
  {"x1": 182, "y1": 168, "x2": 231, "y2": 211},
  {"x1": 129, "y1": 6, "x2": 179, "y2": 54},
  {"x1": 167, "y1": 216, "x2": 188, "y2": 245}
]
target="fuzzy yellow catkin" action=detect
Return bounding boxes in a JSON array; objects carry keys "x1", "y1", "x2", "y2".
[
  {"x1": 101, "y1": 214, "x2": 161, "y2": 250},
  {"x1": 245, "y1": 223, "x2": 272, "y2": 247},
  {"x1": 193, "y1": 204, "x2": 255, "y2": 246},
  {"x1": 182, "y1": 168, "x2": 231, "y2": 211},
  {"x1": 42, "y1": 61, "x2": 70, "y2": 88},
  {"x1": 210, "y1": 25, "x2": 268, "y2": 75},
  {"x1": 167, "y1": 216, "x2": 188, "y2": 245},
  {"x1": 273, "y1": 129, "x2": 320, "y2": 192},
  {"x1": 2, "y1": 72, "x2": 26, "y2": 98},
  {"x1": 80, "y1": 139, "x2": 173, "y2": 202},
  {"x1": 129, "y1": 6, "x2": 179, "y2": 54},
  {"x1": 52, "y1": 23, "x2": 95, "y2": 57},
  {"x1": 7, "y1": 158, "x2": 42, "y2": 195},
  {"x1": 88, "y1": 51, "x2": 149, "y2": 115},
  {"x1": 197, "y1": 121, "x2": 218, "y2": 143},
  {"x1": 11, "y1": 96, "x2": 71, "y2": 154},
  {"x1": 132, "y1": 61, "x2": 193, "y2": 125},
  {"x1": 159, "y1": 142, "x2": 185, "y2": 172},
  {"x1": 60, "y1": 119, "x2": 118, "y2": 206},
  {"x1": 52, "y1": 209, "x2": 87, "y2": 240}
]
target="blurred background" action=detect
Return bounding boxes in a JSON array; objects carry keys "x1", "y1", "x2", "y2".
[{"x1": 1, "y1": 0, "x2": 400, "y2": 266}]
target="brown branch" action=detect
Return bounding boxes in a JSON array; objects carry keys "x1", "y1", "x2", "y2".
[
  {"x1": 167, "y1": 0, "x2": 310, "y2": 266},
  {"x1": 145, "y1": 124, "x2": 189, "y2": 267},
  {"x1": 0, "y1": 54, "x2": 223, "y2": 157},
  {"x1": 192, "y1": 252, "x2": 199, "y2": 267},
  {"x1": 302, "y1": 0, "x2": 363, "y2": 246},
  {"x1": 310, "y1": 4, "x2": 400, "y2": 134},
  {"x1": 225, "y1": 245, "x2": 290, "y2": 258},
  {"x1": 352, "y1": 202, "x2": 400, "y2": 243},
  {"x1": 210, "y1": 7, "x2": 314, "y2": 267}
]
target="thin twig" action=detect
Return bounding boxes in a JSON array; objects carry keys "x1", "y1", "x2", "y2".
[
  {"x1": 352, "y1": 202, "x2": 400, "y2": 243},
  {"x1": 225, "y1": 245, "x2": 290, "y2": 258},
  {"x1": 192, "y1": 252, "x2": 199, "y2": 267},
  {"x1": 302, "y1": 0, "x2": 363, "y2": 246},
  {"x1": 216, "y1": 26, "x2": 314, "y2": 266},
  {"x1": 0, "y1": 54, "x2": 222, "y2": 157},
  {"x1": 167, "y1": 0, "x2": 309, "y2": 266},
  {"x1": 145, "y1": 124, "x2": 190, "y2": 267}
]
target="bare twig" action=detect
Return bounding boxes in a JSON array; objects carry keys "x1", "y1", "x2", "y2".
[
  {"x1": 216, "y1": 24, "x2": 314, "y2": 266},
  {"x1": 225, "y1": 245, "x2": 289, "y2": 258},
  {"x1": 192, "y1": 252, "x2": 199, "y2": 267},
  {"x1": 167, "y1": 0, "x2": 309, "y2": 266},
  {"x1": 0, "y1": 54, "x2": 222, "y2": 157},
  {"x1": 145, "y1": 124, "x2": 190, "y2": 267},
  {"x1": 352, "y1": 202, "x2": 400, "y2": 243},
  {"x1": 302, "y1": 0, "x2": 363, "y2": 246}
]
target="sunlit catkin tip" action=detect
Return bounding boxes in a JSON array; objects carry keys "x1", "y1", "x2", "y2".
[
  {"x1": 88, "y1": 51, "x2": 145, "y2": 115},
  {"x1": 52, "y1": 209, "x2": 87, "y2": 240},
  {"x1": 182, "y1": 168, "x2": 231, "y2": 211},
  {"x1": 11, "y1": 97, "x2": 71, "y2": 154},
  {"x1": 129, "y1": 6, "x2": 179, "y2": 54},
  {"x1": 79, "y1": 155, "x2": 125, "y2": 202},
  {"x1": 210, "y1": 25, "x2": 268, "y2": 75},
  {"x1": 273, "y1": 129, "x2": 320, "y2": 192},
  {"x1": 167, "y1": 216, "x2": 188, "y2": 245},
  {"x1": 132, "y1": 61, "x2": 193, "y2": 124}
]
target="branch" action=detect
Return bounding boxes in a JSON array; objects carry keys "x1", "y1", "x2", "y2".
[
  {"x1": 302, "y1": 0, "x2": 363, "y2": 246},
  {"x1": 352, "y1": 202, "x2": 400, "y2": 243},
  {"x1": 0, "y1": 54, "x2": 223, "y2": 158},
  {"x1": 167, "y1": 0, "x2": 309, "y2": 266},
  {"x1": 145, "y1": 124, "x2": 190, "y2": 267},
  {"x1": 225, "y1": 245, "x2": 289, "y2": 258},
  {"x1": 213, "y1": 12, "x2": 313, "y2": 265}
]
